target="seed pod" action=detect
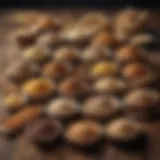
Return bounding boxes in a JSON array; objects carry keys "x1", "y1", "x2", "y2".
[{"x1": 0, "y1": 106, "x2": 41, "y2": 135}]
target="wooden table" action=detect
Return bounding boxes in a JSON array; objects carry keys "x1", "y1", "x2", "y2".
[{"x1": 0, "y1": 9, "x2": 160, "y2": 160}]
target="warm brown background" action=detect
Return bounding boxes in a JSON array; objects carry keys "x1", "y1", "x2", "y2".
[{"x1": 0, "y1": 9, "x2": 159, "y2": 160}]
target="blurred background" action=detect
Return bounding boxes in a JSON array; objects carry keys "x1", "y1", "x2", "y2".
[{"x1": 0, "y1": 0, "x2": 159, "y2": 8}]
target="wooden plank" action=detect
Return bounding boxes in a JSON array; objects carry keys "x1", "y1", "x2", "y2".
[
  {"x1": 12, "y1": 135, "x2": 43, "y2": 160},
  {"x1": 103, "y1": 146, "x2": 146, "y2": 160},
  {"x1": 146, "y1": 122, "x2": 160, "y2": 160},
  {"x1": 0, "y1": 137, "x2": 16, "y2": 160}
]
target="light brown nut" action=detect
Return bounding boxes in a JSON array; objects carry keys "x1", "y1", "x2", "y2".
[{"x1": 65, "y1": 120, "x2": 103, "y2": 146}]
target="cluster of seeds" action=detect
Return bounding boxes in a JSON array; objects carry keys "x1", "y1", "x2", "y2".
[{"x1": 1, "y1": 8, "x2": 160, "y2": 151}]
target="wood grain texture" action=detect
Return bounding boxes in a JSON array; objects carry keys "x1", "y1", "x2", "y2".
[{"x1": 0, "y1": 9, "x2": 159, "y2": 160}]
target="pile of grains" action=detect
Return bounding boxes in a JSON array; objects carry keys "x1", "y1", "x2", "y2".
[{"x1": 1, "y1": 8, "x2": 159, "y2": 151}]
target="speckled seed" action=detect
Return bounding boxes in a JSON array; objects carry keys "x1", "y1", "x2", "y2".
[
  {"x1": 22, "y1": 78, "x2": 56, "y2": 99},
  {"x1": 65, "y1": 120, "x2": 103, "y2": 146},
  {"x1": 46, "y1": 98, "x2": 80, "y2": 119},
  {"x1": 82, "y1": 95, "x2": 120, "y2": 120},
  {"x1": 124, "y1": 88, "x2": 160, "y2": 110},
  {"x1": 93, "y1": 77, "x2": 126, "y2": 94},
  {"x1": 104, "y1": 118, "x2": 145, "y2": 141},
  {"x1": 0, "y1": 106, "x2": 41, "y2": 135}
]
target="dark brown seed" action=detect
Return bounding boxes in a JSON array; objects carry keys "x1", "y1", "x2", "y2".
[
  {"x1": 26, "y1": 118, "x2": 62, "y2": 146},
  {"x1": 14, "y1": 28, "x2": 36, "y2": 48},
  {"x1": 59, "y1": 77, "x2": 90, "y2": 97},
  {"x1": 42, "y1": 61, "x2": 71, "y2": 80}
]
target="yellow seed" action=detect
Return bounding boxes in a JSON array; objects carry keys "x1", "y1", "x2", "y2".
[
  {"x1": 3, "y1": 94, "x2": 24, "y2": 108},
  {"x1": 23, "y1": 78, "x2": 55, "y2": 97},
  {"x1": 90, "y1": 62, "x2": 117, "y2": 77}
]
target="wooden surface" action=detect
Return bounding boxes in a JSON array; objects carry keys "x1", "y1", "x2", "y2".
[{"x1": 0, "y1": 9, "x2": 160, "y2": 160}]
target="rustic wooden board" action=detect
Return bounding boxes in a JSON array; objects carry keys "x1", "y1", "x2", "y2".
[{"x1": 0, "y1": 9, "x2": 160, "y2": 160}]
